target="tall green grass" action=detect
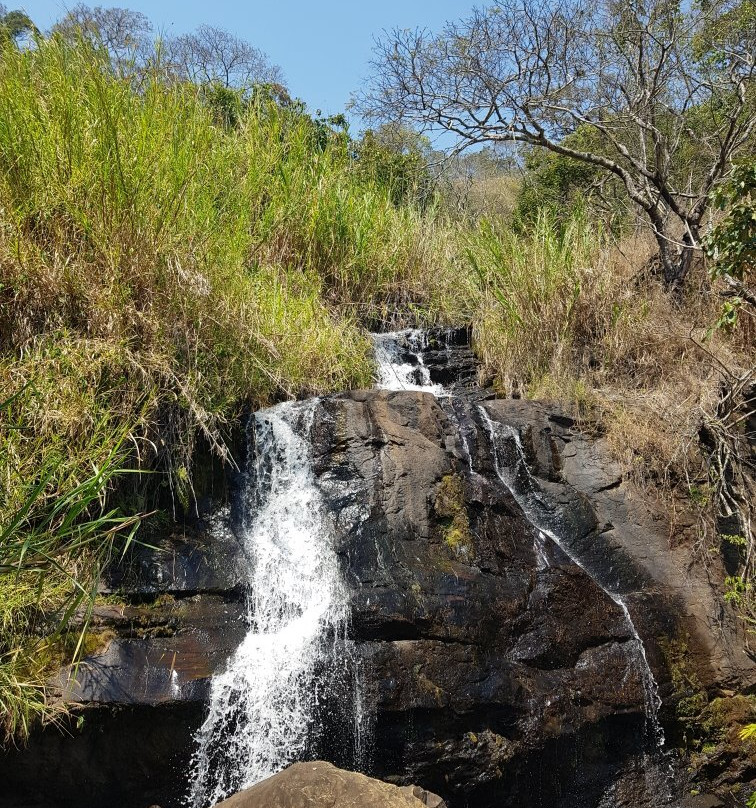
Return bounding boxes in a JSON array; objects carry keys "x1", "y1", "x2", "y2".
[
  {"x1": 467, "y1": 208, "x2": 607, "y2": 392},
  {"x1": 0, "y1": 424, "x2": 138, "y2": 743},
  {"x1": 0, "y1": 37, "x2": 463, "y2": 740}
]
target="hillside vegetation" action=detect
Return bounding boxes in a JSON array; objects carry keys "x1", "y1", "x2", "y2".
[
  {"x1": 0, "y1": 18, "x2": 753, "y2": 742},
  {"x1": 0, "y1": 36, "x2": 466, "y2": 738}
]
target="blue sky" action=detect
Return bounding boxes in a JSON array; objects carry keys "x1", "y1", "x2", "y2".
[{"x1": 20, "y1": 1, "x2": 479, "y2": 132}]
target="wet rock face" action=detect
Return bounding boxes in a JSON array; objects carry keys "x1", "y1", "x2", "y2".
[
  {"x1": 311, "y1": 391, "x2": 647, "y2": 805},
  {"x1": 418, "y1": 327, "x2": 481, "y2": 396},
  {"x1": 2, "y1": 391, "x2": 749, "y2": 808}
]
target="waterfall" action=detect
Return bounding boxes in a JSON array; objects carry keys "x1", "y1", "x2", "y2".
[
  {"x1": 185, "y1": 328, "x2": 670, "y2": 807},
  {"x1": 186, "y1": 400, "x2": 359, "y2": 808},
  {"x1": 477, "y1": 406, "x2": 666, "y2": 753},
  {"x1": 371, "y1": 330, "x2": 446, "y2": 394},
  {"x1": 372, "y1": 330, "x2": 667, "y2": 758}
]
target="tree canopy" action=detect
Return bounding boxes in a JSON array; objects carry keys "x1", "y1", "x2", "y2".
[
  {"x1": 166, "y1": 24, "x2": 283, "y2": 89},
  {"x1": 0, "y1": 5, "x2": 37, "y2": 45},
  {"x1": 52, "y1": 4, "x2": 151, "y2": 70},
  {"x1": 51, "y1": 5, "x2": 283, "y2": 91},
  {"x1": 361, "y1": 0, "x2": 756, "y2": 287}
]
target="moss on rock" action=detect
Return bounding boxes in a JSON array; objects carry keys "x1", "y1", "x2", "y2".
[
  {"x1": 434, "y1": 474, "x2": 474, "y2": 562},
  {"x1": 659, "y1": 636, "x2": 708, "y2": 740}
]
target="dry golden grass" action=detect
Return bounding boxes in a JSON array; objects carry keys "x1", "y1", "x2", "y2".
[
  {"x1": 452, "y1": 174, "x2": 522, "y2": 222},
  {"x1": 469, "y1": 214, "x2": 753, "y2": 519}
]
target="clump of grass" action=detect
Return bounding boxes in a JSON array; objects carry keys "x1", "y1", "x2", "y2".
[
  {"x1": 0, "y1": 394, "x2": 143, "y2": 742},
  {"x1": 237, "y1": 106, "x2": 462, "y2": 325},
  {"x1": 0, "y1": 36, "x2": 380, "y2": 522},
  {"x1": 0, "y1": 36, "x2": 462, "y2": 741},
  {"x1": 467, "y1": 207, "x2": 606, "y2": 393},
  {"x1": 0, "y1": 649, "x2": 53, "y2": 745},
  {"x1": 467, "y1": 207, "x2": 751, "y2": 515}
]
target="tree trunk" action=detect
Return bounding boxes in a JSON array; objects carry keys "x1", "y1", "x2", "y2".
[{"x1": 654, "y1": 229, "x2": 699, "y2": 290}]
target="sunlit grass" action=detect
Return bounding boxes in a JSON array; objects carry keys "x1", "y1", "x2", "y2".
[{"x1": 0, "y1": 37, "x2": 450, "y2": 740}]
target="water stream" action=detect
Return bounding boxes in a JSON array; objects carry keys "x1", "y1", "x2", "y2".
[
  {"x1": 476, "y1": 407, "x2": 666, "y2": 754},
  {"x1": 187, "y1": 401, "x2": 359, "y2": 808},
  {"x1": 187, "y1": 330, "x2": 671, "y2": 806},
  {"x1": 371, "y1": 329, "x2": 446, "y2": 394}
]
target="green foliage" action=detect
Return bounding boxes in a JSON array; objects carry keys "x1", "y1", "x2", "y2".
[
  {"x1": 721, "y1": 533, "x2": 747, "y2": 548},
  {"x1": 514, "y1": 128, "x2": 605, "y2": 226},
  {"x1": 0, "y1": 7, "x2": 36, "y2": 46},
  {"x1": 723, "y1": 575, "x2": 756, "y2": 647},
  {"x1": 353, "y1": 124, "x2": 434, "y2": 208},
  {"x1": 693, "y1": 0, "x2": 756, "y2": 67},
  {"x1": 705, "y1": 161, "x2": 756, "y2": 287},
  {"x1": 689, "y1": 483, "x2": 714, "y2": 508},
  {"x1": 0, "y1": 644, "x2": 52, "y2": 744},
  {"x1": 724, "y1": 575, "x2": 754, "y2": 610},
  {"x1": 200, "y1": 83, "x2": 246, "y2": 128},
  {"x1": 0, "y1": 382, "x2": 145, "y2": 741}
]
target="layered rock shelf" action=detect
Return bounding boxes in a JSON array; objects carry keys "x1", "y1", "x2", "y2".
[{"x1": 1, "y1": 330, "x2": 752, "y2": 808}]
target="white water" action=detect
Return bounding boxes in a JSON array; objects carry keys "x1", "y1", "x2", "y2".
[
  {"x1": 477, "y1": 405, "x2": 666, "y2": 753},
  {"x1": 371, "y1": 329, "x2": 446, "y2": 394},
  {"x1": 372, "y1": 331, "x2": 667, "y2": 757},
  {"x1": 187, "y1": 400, "x2": 356, "y2": 808}
]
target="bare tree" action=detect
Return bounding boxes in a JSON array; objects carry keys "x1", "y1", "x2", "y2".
[
  {"x1": 52, "y1": 4, "x2": 152, "y2": 71},
  {"x1": 360, "y1": 0, "x2": 756, "y2": 287},
  {"x1": 166, "y1": 24, "x2": 283, "y2": 89}
]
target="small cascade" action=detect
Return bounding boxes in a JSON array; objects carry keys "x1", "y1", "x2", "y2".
[
  {"x1": 186, "y1": 401, "x2": 361, "y2": 808},
  {"x1": 477, "y1": 406, "x2": 667, "y2": 756},
  {"x1": 373, "y1": 331, "x2": 666, "y2": 758},
  {"x1": 371, "y1": 329, "x2": 446, "y2": 394}
]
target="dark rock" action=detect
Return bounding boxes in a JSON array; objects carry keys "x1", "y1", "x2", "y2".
[
  {"x1": 103, "y1": 509, "x2": 246, "y2": 596},
  {"x1": 683, "y1": 796, "x2": 725, "y2": 808},
  {"x1": 309, "y1": 392, "x2": 648, "y2": 805},
  {"x1": 56, "y1": 596, "x2": 246, "y2": 705},
  {"x1": 484, "y1": 398, "x2": 756, "y2": 696},
  {"x1": 3, "y1": 388, "x2": 752, "y2": 808}
]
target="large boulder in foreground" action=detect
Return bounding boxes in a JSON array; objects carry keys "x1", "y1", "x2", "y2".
[{"x1": 213, "y1": 761, "x2": 447, "y2": 808}]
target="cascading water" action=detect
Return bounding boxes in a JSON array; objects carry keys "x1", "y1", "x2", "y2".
[
  {"x1": 477, "y1": 406, "x2": 668, "y2": 757},
  {"x1": 371, "y1": 329, "x2": 446, "y2": 394},
  {"x1": 186, "y1": 328, "x2": 670, "y2": 808},
  {"x1": 186, "y1": 400, "x2": 359, "y2": 808},
  {"x1": 374, "y1": 331, "x2": 670, "y2": 783}
]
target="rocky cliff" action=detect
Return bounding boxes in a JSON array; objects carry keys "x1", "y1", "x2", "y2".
[{"x1": 0, "y1": 333, "x2": 753, "y2": 808}]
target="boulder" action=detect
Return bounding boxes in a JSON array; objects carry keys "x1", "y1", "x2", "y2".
[{"x1": 212, "y1": 761, "x2": 446, "y2": 808}]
